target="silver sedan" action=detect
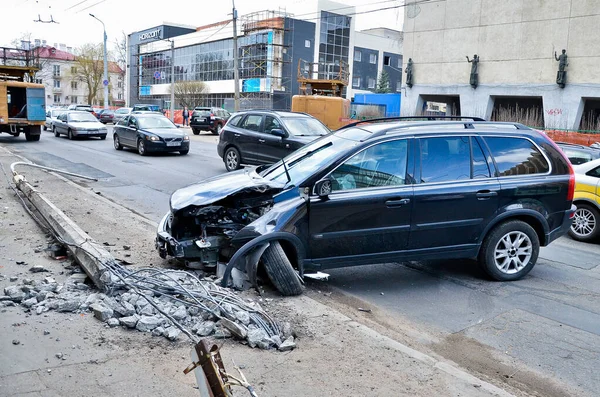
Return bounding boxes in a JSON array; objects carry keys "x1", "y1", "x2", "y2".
[{"x1": 52, "y1": 111, "x2": 108, "y2": 140}]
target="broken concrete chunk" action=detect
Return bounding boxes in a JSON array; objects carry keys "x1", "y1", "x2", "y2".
[
  {"x1": 247, "y1": 328, "x2": 268, "y2": 348},
  {"x1": 235, "y1": 311, "x2": 251, "y2": 325},
  {"x1": 219, "y1": 318, "x2": 248, "y2": 339},
  {"x1": 270, "y1": 335, "x2": 282, "y2": 348},
  {"x1": 138, "y1": 303, "x2": 155, "y2": 316},
  {"x1": 135, "y1": 316, "x2": 163, "y2": 332},
  {"x1": 117, "y1": 301, "x2": 136, "y2": 317},
  {"x1": 171, "y1": 306, "x2": 187, "y2": 321},
  {"x1": 119, "y1": 315, "x2": 139, "y2": 328},
  {"x1": 278, "y1": 337, "x2": 296, "y2": 352},
  {"x1": 36, "y1": 306, "x2": 45, "y2": 315},
  {"x1": 4, "y1": 286, "x2": 26, "y2": 302},
  {"x1": 214, "y1": 327, "x2": 232, "y2": 339},
  {"x1": 166, "y1": 327, "x2": 181, "y2": 341},
  {"x1": 9, "y1": 277, "x2": 18, "y2": 282},
  {"x1": 152, "y1": 326, "x2": 165, "y2": 337},
  {"x1": 22, "y1": 297, "x2": 38, "y2": 308},
  {"x1": 57, "y1": 299, "x2": 81, "y2": 313},
  {"x1": 107, "y1": 318, "x2": 120, "y2": 327},
  {"x1": 29, "y1": 265, "x2": 48, "y2": 273},
  {"x1": 90, "y1": 303, "x2": 114, "y2": 322},
  {"x1": 187, "y1": 306, "x2": 200, "y2": 316},
  {"x1": 193, "y1": 321, "x2": 215, "y2": 337}
]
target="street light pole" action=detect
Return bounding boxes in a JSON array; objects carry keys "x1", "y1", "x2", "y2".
[
  {"x1": 232, "y1": 0, "x2": 240, "y2": 111},
  {"x1": 90, "y1": 13, "x2": 109, "y2": 110},
  {"x1": 170, "y1": 39, "x2": 175, "y2": 123}
]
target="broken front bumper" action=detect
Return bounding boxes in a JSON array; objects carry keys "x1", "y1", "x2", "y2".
[{"x1": 155, "y1": 212, "x2": 224, "y2": 264}]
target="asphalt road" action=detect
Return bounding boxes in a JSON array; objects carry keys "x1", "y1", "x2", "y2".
[{"x1": 2, "y1": 126, "x2": 599, "y2": 395}]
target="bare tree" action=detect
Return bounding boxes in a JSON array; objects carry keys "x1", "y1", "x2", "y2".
[
  {"x1": 112, "y1": 31, "x2": 127, "y2": 70},
  {"x1": 174, "y1": 80, "x2": 209, "y2": 109},
  {"x1": 74, "y1": 43, "x2": 105, "y2": 105}
]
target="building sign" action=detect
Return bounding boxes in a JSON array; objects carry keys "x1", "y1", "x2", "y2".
[
  {"x1": 139, "y1": 86, "x2": 151, "y2": 96},
  {"x1": 139, "y1": 28, "x2": 162, "y2": 42}
]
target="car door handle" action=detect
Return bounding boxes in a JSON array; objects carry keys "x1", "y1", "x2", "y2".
[
  {"x1": 234, "y1": 133, "x2": 241, "y2": 137},
  {"x1": 385, "y1": 198, "x2": 410, "y2": 207},
  {"x1": 476, "y1": 190, "x2": 498, "y2": 199},
  {"x1": 258, "y1": 139, "x2": 266, "y2": 143}
]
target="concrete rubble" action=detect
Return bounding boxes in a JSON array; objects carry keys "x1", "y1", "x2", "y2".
[{"x1": 1, "y1": 261, "x2": 295, "y2": 350}]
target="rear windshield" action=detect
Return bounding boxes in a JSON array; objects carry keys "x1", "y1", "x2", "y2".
[
  {"x1": 193, "y1": 109, "x2": 211, "y2": 117},
  {"x1": 135, "y1": 105, "x2": 160, "y2": 111}
]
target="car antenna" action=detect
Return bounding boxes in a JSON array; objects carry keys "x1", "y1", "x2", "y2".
[{"x1": 282, "y1": 157, "x2": 292, "y2": 185}]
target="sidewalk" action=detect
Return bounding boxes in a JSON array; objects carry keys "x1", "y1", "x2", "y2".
[{"x1": 0, "y1": 146, "x2": 524, "y2": 397}]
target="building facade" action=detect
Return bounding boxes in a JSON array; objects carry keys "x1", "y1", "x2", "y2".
[
  {"x1": 126, "y1": 0, "x2": 402, "y2": 110},
  {"x1": 402, "y1": 0, "x2": 600, "y2": 130}
]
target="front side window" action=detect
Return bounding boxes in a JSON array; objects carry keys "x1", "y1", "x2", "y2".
[
  {"x1": 118, "y1": 116, "x2": 129, "y2": 126},
  {"x1": 331, "y1": 140, "x2": 408, "y2": 191},
  {"x1": 420, "y1": 137, "x2": 471, "y2": 183},
  {"x1": 283, "y1": 117, "x2": 330, "y2": 137},
  {"x1": 264, "y1": 116, "x2": 282, "y2": 133},
  {"x1": 484, "y1": 137, "x2": 549, "y2": 176},
  {"x1": 240, "y1": 115, "x2": 262, "y2": 132}
]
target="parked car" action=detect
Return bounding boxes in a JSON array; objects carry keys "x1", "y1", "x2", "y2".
[
  {"x1": 113, "y1": 107, "x2": 132, "y2": 123},
  {"x1": 157, "y1": 117, "x2": 576, "y2": 295},
  {"x1": 132, "y1": 104, "x2": 161, "y2": 112},
  {"x1": 556, "y1": 142, "x2": 600, "y2": 165},
  {"x1": 97, "y1": 109, "x2": 115, "y2": 124},
  {"x1": 569, "y1": 158, "x2": 600, "y2": 242},
  {"x1": 52, "y1": 111, "x2": 107, "y2": 140},
  {"x1": 113, "y1": 113, "x2": 189, "y2": 156},
  {"x1": 44, "y1": 109, "x2": 65, "y2": 131},
  {"x1": 68, "y1": 104, "x2": 96, "y2": 117},
  {"x1": 190, "y1": 107, "x2": 231, "y2": 135},
  {"x1": 217, "y1": 110, "x2": 330, "y2": 172}
]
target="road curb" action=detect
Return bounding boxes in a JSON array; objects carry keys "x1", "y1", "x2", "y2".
[{"x1": 2, "y1": 146, "x2": 516, "y2": 396}]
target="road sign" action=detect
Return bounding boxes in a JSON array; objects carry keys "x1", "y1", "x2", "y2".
[
  {"x1": 160, "y1": 71, "x2": 165, "y2": 80},
  {"x1": 103, "y1": 79, "x2": 109, "y2": 86},
  {"x1": 154, "y1": 71, "x2": 161, "y2": 79}
]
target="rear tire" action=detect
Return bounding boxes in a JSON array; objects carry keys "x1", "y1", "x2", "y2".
[
  {"x1": 261, "y1": 241, "x2": 303, "y2": 296},
  {"x1": 212, "y1": 124, "x2": 222, "y2": 135},
  {"x1": 192, "y1": 129, "x2": 200, "y2": 135},
  {"x1": 43, "y1": 125, "x2": 47, "y2": 131},
  {"x1": 569, "y1": 203, "x2": 600, "y2": 242},
  {"x1": 25, "y1": 132, "x2": 40, "y2": 141},
  {"x1": 478, "y1": 220, "x2": 539, "y2": 281},
  {"x1": 113, "y1": 134, "x2": 123, "y2": 150},
  {"x1": 53, "y1": 126, "x2": 59, "y2": 137}
]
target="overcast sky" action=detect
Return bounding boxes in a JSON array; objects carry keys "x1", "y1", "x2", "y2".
[{"x1": 2, "y1": 0, "x2": 404, "y2": 52}]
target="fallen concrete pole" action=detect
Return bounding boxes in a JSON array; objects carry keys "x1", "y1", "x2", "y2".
[{"x1": 12, "y1": 171, "x2": 110, "y2": 292}]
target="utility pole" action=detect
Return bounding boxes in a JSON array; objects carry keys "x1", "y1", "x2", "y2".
[
  {"x1": 90, "y1": 13, "x2": 109, "y2": 109},
  {"x1": 170, "y1": 39, "x2": 175, "y2": 122},
  {"x1": 232, "y1": 0, "x2": 240, "y2": 111}
]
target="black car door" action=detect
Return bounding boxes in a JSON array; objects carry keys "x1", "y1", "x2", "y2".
[
  {"x1": 254, "y1": 115, "x2": 290, "y2": 164},
  {"x1": 409, "y1": 135, "x2": 500, "y2": 251},
  {"x1": 233, "y1": 114, "x2": 264, "y2": 163},
  {"x1": 114, "y1": 116, "x2": 129, "y2": 145},
  {"x1": 308, "y1": 138, "x2": 414, "y2": 267}
]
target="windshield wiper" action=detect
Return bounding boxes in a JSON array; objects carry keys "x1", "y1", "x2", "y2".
[{"x1": 282, "y1": 157, "x2": 292, "y2": 186}]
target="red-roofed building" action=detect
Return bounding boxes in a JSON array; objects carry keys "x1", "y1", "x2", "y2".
[{"x1": 29, "y1": 45, "x2": 125, "y2": 108}]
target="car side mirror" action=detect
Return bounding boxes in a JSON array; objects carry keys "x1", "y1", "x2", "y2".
[
  {"x1": 314, "y1": 178, "x2": 332, "y2": 198},
  {"x1": 271, "y1": 128, "x2": 287, "y2": 138}
]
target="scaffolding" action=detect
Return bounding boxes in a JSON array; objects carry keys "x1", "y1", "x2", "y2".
[
  {"x1": 297, "y1": 58, "x2": 349, "y2": 97},
  {"x1": 237, "y1": 10, "x2": 293, "y2": 110},
  {"x1": 0, "y1": 47, "x2": 40, "y2": 81}
]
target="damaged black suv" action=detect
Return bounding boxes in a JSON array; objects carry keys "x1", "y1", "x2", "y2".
[{"x1": 156, "y1": 117, "x2": 576, "y2": 296}]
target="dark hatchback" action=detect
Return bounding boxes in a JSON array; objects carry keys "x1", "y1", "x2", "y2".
[
  {"x1": 113, "y1": 113, "x2": 190, "y2": 156},
  {"x1": 217, "y1": 110, "x2": 330, "y2": 171},
  {"x1": 157, "y1": 118, "x2": 576, "y2": 296},
  {"x1": 190, "y1": 107, "x2": 231, "y2": 135},
  {"x1": 97, "y1": 109, "x2": 115, "y2": 124}
]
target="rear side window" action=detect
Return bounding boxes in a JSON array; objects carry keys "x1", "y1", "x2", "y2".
[
  {"x1": 484, "y1": 137, "x2": 549, "y2": 176},
  {"x1": 420, "y1": 137, "x2": 471, "y2": 183},
  {"x1": 227, "y1": 115, "x2": 242, "y2": 127},
  {"x1": 240, "y1": 115, "x2": 262, "y2": 132},
  {"x1": 472, "y1": 138, "x2": 491, "y2": 178}
]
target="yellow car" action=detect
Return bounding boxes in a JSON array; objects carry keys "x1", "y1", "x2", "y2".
[{"x1": 570, "y1": 158, "x2": 600, "y2": 242}]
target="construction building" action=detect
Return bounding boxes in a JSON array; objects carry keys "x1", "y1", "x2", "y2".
[
  {"x1": 126, "y1": 0, "x2": 403, "y2": 110},
  {"x1": 401, "y1": 0, "x2": 600, "y2": 131}
]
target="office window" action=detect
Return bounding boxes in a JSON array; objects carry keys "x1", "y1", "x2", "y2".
[
  {"x1": 53, "y1": 94, "x2": 60, "y2": 103},
  {"x1": 384, "y1": 56, "x2": 391, "y2": 66},
  {"x1": 305, "y1": 40, "x2": 311, "y2": 48},
  {"x1": 354, "y1": 50, "x2": 361, "y2": 62},
  {"x1": 369, "y1": 53, "x2": 377, "y2": 64},
  {"x1": 352, "y1": 76, "x2": 361, "y2": 87},
  {"x1": 54, "y1": 80, "x2": 60, "y2": 88},
  {"x1": 71, "y1": 81, "x2": 77, "y2": 89},
  {"x1": 368, "y1": 78, "x2": 376, "y2": 89},
  {"x1": 397, "y1": 58, "x2": 402, "y2": 68}
]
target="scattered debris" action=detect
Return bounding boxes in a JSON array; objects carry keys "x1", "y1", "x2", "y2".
[
  {"x1": 122, "y1": 245, "x2": 131, "y2": 251},
  {"x1": 12, "y1": 340, "x2": 20, "y2": 345},
  {"x1": 44, "y1": 330, "x2": 50, "y2": 335},
  {"x1": 358, "y1": 308, "x2": 372, "y2": 313},
  {"x1": 29, "y1": 265, "x2": 48, "y2": 273},
  {"x1": 278, "y1": 337, "x2": 296, "y2": 352},
  {"x1": 9, "y1": 276, "x2": 18, "y2": 282},
  {"x1": 304, "y1": 271, "x2": 330, "y2": 281}
]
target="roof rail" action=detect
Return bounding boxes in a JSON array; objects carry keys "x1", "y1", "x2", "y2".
[{"x1": 339, "y1": 115, "x2": 486, "y2": 131}]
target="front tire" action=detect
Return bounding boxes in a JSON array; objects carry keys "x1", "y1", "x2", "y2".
[
  {"x1": 479, "y1": 220, "x2": 539, "y2": 281},
  {"x1": 100, "y1": 135, "x2": 106, "y2": 140},
  {"x1": 261, "y1": 241, "x2": 303, "y2": 296},
  {"x1": 67, "y1": 129, "x2": 73, "y2": 140},
  {"x1": 224, "y1": 147, "x2": 241, "y2": 172},
  {"x1": 137, "y1": 139, "x2": 147, "y2": 156},
  {"x1": 179, "y1": 149, "x2": 189, "y2": 155},
  {"x1": 569, "y1": 204, "x2": 599, "y2": 242}
]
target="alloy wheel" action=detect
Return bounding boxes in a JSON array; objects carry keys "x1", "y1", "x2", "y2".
[
  {"x1": 138, "y1": 139, "x2": 146, "y2": 155},
  {"x1": 571, "y1": 207, "x2": 596, "y2": 238},
  {"x1": 493, "y1": 231, "x2": 532, "y2": 275},
  {"x1": 226, "y1": 149, "x2": 238, "y2": 170}
]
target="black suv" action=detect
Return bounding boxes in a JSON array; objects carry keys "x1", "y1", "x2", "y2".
[
  {"x1": 190, "y1": 107, "x2": 231, "y2": 135},
  {"x1": 217, "y1": 110, "x2": 330, "y2": 171},
  {"x1": 157, "y1": 117, "x2": 576, "y2": 296},
  {"x1": 556, "y1": 142, "x2": 600, "y2": 165}
]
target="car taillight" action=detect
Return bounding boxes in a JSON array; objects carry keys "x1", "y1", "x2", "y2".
[
  {"x1": 567, "y1": 164, "x2": 575, "y2": 201},
  {"x1": 210, "y1": 113, "x2": 215, "y2": 120}
]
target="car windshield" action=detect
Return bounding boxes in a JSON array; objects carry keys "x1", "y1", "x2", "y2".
[
  {"x1": 258, "y1": 135, "x2": 358, "y2": 186},
  {"x1": 69, "y1": 113, "x2": 98, "y2": 122},
  {"x1": 51, "y1": 110, "x2": 63, "y2": 117},
  {"x1": 283, "y1": 117, "x2": 330, "y2": 137},
  {"x1": 137, "y1": 116, "x2": 176, "y2": 129}
]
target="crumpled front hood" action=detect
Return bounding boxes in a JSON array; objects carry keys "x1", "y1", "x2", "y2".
[{"x1": 170, "y1": 169, "x2": 284, "y2": 211}]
